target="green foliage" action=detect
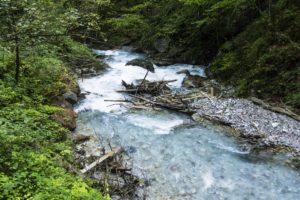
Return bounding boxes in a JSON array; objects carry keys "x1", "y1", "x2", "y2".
[
  {"x1": 20, "y1": 56, "x2": 76, "y2": 100},
  {"x1": 0, "y1": 46, "x2": 13, "y2": 77},
  {"x1": 0, "y1": 82, "x2": 19, "y2": 106},
  {"x1": 59, "y1": 38, "x2": 105, "y2": 72},
  {"x1": 0, "y1": 1, "x2": 109, "y2": 199},
  {"x1": 0, "y1": 0, "x2": 80, "y2": 83},
  {"x1": 107, "y1": 14, "x2": 149, "y2": 42},
  {"x1": 0, "y1": 98, "x2": 109, "y2": 199},
  {"x1": 66, "y1": 0, "x2": 112, "y2": 41},
  {"x1": 0, "y1": 0, "x2": 77, "y2": 45},
  {"x1": 212, "y1": 1, "x2": 300, "y2": 108}
]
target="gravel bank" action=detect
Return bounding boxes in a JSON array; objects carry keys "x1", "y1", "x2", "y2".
[{"x1": 192, "y1": 98, "x2": 300, "y2": 154}]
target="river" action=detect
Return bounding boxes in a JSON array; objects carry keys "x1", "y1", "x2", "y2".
[{"x1": 75, "y1": 47, "x2": 300, "y2": 200}]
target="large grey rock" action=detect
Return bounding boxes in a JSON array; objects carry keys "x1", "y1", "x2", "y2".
[
  {"x1": 126, "y1": 59, "x2": 154, "y2": 72},
  {"x1": 63, "y1": 91, "x2": 78, "y2": 105},
  {"x1": 153, "y1": 37, "x2": 171, "y2": 53},
  {"x1": 151, "y1": 58, "x2": 175, "y2": 66}
]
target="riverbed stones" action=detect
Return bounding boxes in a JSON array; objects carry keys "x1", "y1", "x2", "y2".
[{"x1": 191, "y1": 98, "x2": 300, "y2": 154}]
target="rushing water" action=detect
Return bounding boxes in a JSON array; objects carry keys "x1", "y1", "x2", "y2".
[{"x1": 75, "y1": 47, "x2": 300, "y2": 200}]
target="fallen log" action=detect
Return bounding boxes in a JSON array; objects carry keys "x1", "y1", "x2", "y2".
[
  {"x1": 81, "y1": 148, "x2": 123, "y2": 174},
  {"x1": 146, "y1": 79, "x2": 177, "y2": 84},
  {"x1": 104, "y1": 99, "x2": 132, "y2": 103},
  {"x1": 129, "y1": 94, "x2": 190, "y2": 113},
  {"x1": 116, "y1": 89, "x2": 139, "y2": 93}
]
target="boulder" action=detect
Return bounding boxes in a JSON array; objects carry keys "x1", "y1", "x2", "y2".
[
  {"x1": 51, "y1": 108, "x2": 77, "y2": 131},
  {"x1": 126, "y1": 59, "x2": 154, "y2": 72},
  {"x1": 63, "y1": 91, "x2": 78, "y2": 105},
  {"x1": 177, "y1": 70, "x2": 206, "y2": 88},
  {"x1": 151, "y1": 58, "x2": 175, "y2": 66},
  {"x1": 52, "y1": 97, "x2": 73, "y2": 109},
  {"x1": 168, "y1": 46, "x2": 183, "y2": 58},
  {"x1": 153, "y1": 37, "x2": 171, "y2": 53}
]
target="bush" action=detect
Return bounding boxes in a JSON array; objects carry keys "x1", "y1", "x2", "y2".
[{"x1": 0, "y1": 103, "x2": 109, "y2": 200}]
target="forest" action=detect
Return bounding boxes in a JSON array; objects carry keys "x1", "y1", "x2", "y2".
[{"x1": 0, "y1": 0, "x2": 299, "y2": 199}]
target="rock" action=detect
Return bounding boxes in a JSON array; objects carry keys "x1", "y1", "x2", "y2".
[
  {"x1": 52, "y1": 97, "x2": 73, "y2": 109},
  {"x1": 63, "y1": 91, "x2": 78, "y2": 105},
  {"x1": 73, "y1": 133, "x2": 91, "y2": 144},
  {"x1": 75, "y1": 137, "x2": 103, "y2": 158},
  {"x1": 78, "y1": 91, "x2": 92, "y2": 102},
  {"x1": 95, "y1": 54, "x2": 106, "y2": 59},
  {"x1": 177, "y1": 69, "x2": 190, "y2": 75},
  {"x1": 79, "y1": 68, "x2": 96, "y2": 76},
  {"x1": 74, "y1": 61, "x2": 108, "y2": 77},
  {"x1": 131, "y1": 47, "x2": 145, "y2": 53},
  {"x1": 168, "y1": 46, "x2": 183, "y2": 57},
  {"x1": 125, "y1": 146, "x2": 137, "y2": 154},
  {"x1": 204, "y1": 65, "x2": 213, "y2": 78},
  {"x1": 177, "y1": 70, "x2": 206, "y2": 88},
  {"x1": 153, "y1": 37, "x2": 171, "y2": 53},
  {"x1": 151, "y1": 58, "x2": 175, "y2": 66},
  {"x1": 191, "y1": 98, "x2": 300, "y2": 155},
  {"x1": 93, "y1": 172, "x2": 126, "y2": 188},
  {"x1": 110, "y1": 195, "x2": 122, "y2": 200},
  {"x1": 51, "y1": 108, "x2": 77, "y2": 131},
  {"x1": 126, "y1": 59, "x2": 154, "y2": 72}
]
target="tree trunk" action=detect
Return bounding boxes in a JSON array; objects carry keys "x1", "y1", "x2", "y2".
[{"x1": 15, "y1": 36, "x2": 20, "y2": 84}]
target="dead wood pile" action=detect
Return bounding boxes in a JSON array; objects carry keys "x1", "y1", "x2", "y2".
[
  {"x1": 75, "y1": 143, "x2": 144, "y2": 199},
  {"x1": 119, "y1": 80, "x2": 174, "y2": 95},
  {"x1": 112, "y1": 79, "x2": 210, "y2": 114}
]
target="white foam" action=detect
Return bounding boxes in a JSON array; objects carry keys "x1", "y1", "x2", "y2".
[
  {"x1": 127, "y1": 114, "x2": 184, "y2": 134},
  {"x1": 202, "y1": 170, "x2": 215, "y2": 191}
]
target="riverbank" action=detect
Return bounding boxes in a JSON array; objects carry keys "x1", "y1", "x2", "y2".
[
  {"x1": 191, "y1": 97, "x2": 300, "y2": 157},
  {"x1": 0, "y1": 36, "x2": 112, "y2": 199}
]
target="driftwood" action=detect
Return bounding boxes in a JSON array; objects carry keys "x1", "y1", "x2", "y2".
[
  {"x1": 249, "y1": 97, "x2": 300, "y2": 122},
  {"x1": 81, "y1": 148, "x2": 123, "y2": 174},
  {"x1": 129, "y1": 94, "x2": 192, "y2": 113},
  {"x1": 120, "y1": 80, "x2": 175, "y2": 95},
  {"x1": 104, "y1": 99, "x2": 132, "y2": 103},
  {"x1": 115, "y1": 79, "x2": 213, "y2": 114}
]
